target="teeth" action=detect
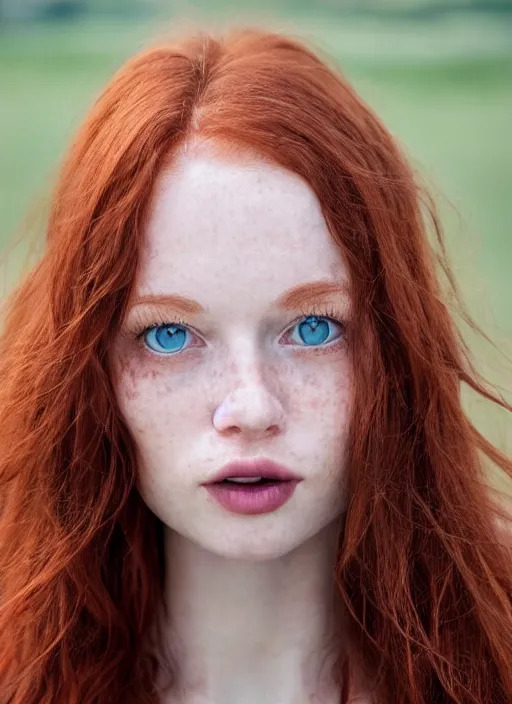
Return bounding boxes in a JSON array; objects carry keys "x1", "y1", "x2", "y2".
[{"x1": 225, "y1": 477, "x2": 263, "y2": 484}]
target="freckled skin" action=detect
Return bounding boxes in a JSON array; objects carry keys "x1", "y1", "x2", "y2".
[{"x1": 110, "y1": 147, "x2": 354, "y2": 562}]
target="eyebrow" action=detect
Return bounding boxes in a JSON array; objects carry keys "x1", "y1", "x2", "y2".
[{"x1": 130, "y1": 280, "x2": 349, "y2": 316}]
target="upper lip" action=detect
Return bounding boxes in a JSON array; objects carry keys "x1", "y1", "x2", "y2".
[{"x1": 204, "y1": 459, "x2": 303, "y2": 484}]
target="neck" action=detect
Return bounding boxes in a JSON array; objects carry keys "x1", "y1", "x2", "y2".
[{"x1": 158, "y1": 521, "x2": 346, "y2": 704}]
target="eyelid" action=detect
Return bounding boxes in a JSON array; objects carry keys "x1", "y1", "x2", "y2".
[
  {"x1": 294, "y1": 303, "x2": 346, "y2": 324},
  {"x1": 136, "y1": 316, "x2": 193, "y2": 337},
  {"x1": 126, "y1": 306, "x2": 197, "y2": 339}
]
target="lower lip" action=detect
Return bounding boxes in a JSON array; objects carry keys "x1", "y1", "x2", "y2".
[{"x1": 204, "y1": 480, "x2": 300, "y2": 515}]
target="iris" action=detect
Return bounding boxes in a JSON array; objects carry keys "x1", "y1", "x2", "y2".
[
  {"x1": 295, "y1": 316, "x2": 331, "y2": 346},
  {"x1": 145, "y1": 325, "x2": 187, "y2": 354}
]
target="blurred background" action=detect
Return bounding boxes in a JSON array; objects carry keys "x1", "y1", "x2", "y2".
[{"x1": 0, "y1": 0, "x2": 511, "y2": 494}]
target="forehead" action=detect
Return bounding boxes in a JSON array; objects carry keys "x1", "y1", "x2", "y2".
[{"x1": 137, "y1": 149, "x2": 348, "y2": 304}]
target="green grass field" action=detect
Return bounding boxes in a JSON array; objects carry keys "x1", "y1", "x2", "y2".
[{"x1": 0, "y1": 12, "x2": 511, "y2": 491}]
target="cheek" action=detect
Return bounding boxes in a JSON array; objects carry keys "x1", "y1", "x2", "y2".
[
  {"x1": 291, "y1": 353, "x2": 353, "y2": 431},
  {"x1": 112, "y1": 346, "x2": 204, "y2": 444},
  {"x1": 112, "y1": 349, "x2": 207, "y2": 506}
]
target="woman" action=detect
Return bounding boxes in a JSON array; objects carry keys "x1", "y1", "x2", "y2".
[{"x1": 0, "y1": 27, "x2": 511, "y2": 704}]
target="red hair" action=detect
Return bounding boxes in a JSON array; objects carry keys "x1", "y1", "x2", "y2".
[{"x1": 1, "y1": 27, "x2": 511, "y2": 704}]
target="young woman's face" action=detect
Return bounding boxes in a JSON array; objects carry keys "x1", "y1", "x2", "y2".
[{"x1": 111, "y1": 146, "x2": 354, "y2": 560}]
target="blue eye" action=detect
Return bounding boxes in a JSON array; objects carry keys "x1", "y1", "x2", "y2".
[
  {"x1": 144, "y1": 324, "x2": 189, "y2": 354},
  {"x1": 289, "y1": 315, "x2": 343, "y2": 347}
]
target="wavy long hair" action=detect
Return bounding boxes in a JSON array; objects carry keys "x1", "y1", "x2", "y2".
[{"x1": 0, "y1": 27, "x2": 511, "y2": 704}]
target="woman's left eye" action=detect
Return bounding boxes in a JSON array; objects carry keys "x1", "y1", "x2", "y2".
[{"x1": 285, "y1": 315, "x2": 344, "y2": 347}]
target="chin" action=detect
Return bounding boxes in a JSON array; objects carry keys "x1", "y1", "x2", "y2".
[
  {"x1": 204, "y1": 540, "x2": 301, "y2": 563},
  {"x1": 193, "y1": 519, "x2": 323, "y2": 563}
]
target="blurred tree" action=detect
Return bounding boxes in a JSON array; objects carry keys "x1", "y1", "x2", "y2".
[
  {"x1": 40, "y1": 1, "x2": 86, "y2": 20},
  {"x1": 86, "y1": 0, "x2": 158, "y2": 16},
  {"x1": 0, "y1": 0, "x2": 156, "y2": 20},
  {"x1": 308, "y1": 0, "x2": 512, "y2": 16},
  {"x1": 1, "y1": 0, "x2": 84, "y2": 20}
]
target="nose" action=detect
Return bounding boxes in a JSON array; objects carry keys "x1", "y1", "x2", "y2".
[{"x1": 212, "y1": 384, "x2": 285, "y2": 438}]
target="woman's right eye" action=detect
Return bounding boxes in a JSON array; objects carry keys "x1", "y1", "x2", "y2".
[{"x1": 144, "y1": 324, "x2": 192, "y2": 355}]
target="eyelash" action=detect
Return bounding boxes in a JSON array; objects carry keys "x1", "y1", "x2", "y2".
[
  {"x1": 132, "y1": 305, "x2": 347, "y2": 347},
  {"x1": 134, "y1": 315, "x2": 191, "y2": 341}
]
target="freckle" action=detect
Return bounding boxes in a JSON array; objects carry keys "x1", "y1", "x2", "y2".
[
  {"x1": 119, "y1": 367, "x2": 139, "y2": 402},
  {"x1": 116, "y1": 352, "x2": 131, "y2": 375},
  {"x1": 124, "y1": 384, "x2": 139, "y2": 402},
  {"x1": 208, "y1": 366, "x2": 221, "y2": 381},
  {"x1": 127, "y1": 365, "x2": 138, "y2": 386},
  {"x1": 136, "y1": 364, "x2": 162, "y2": 381}
]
